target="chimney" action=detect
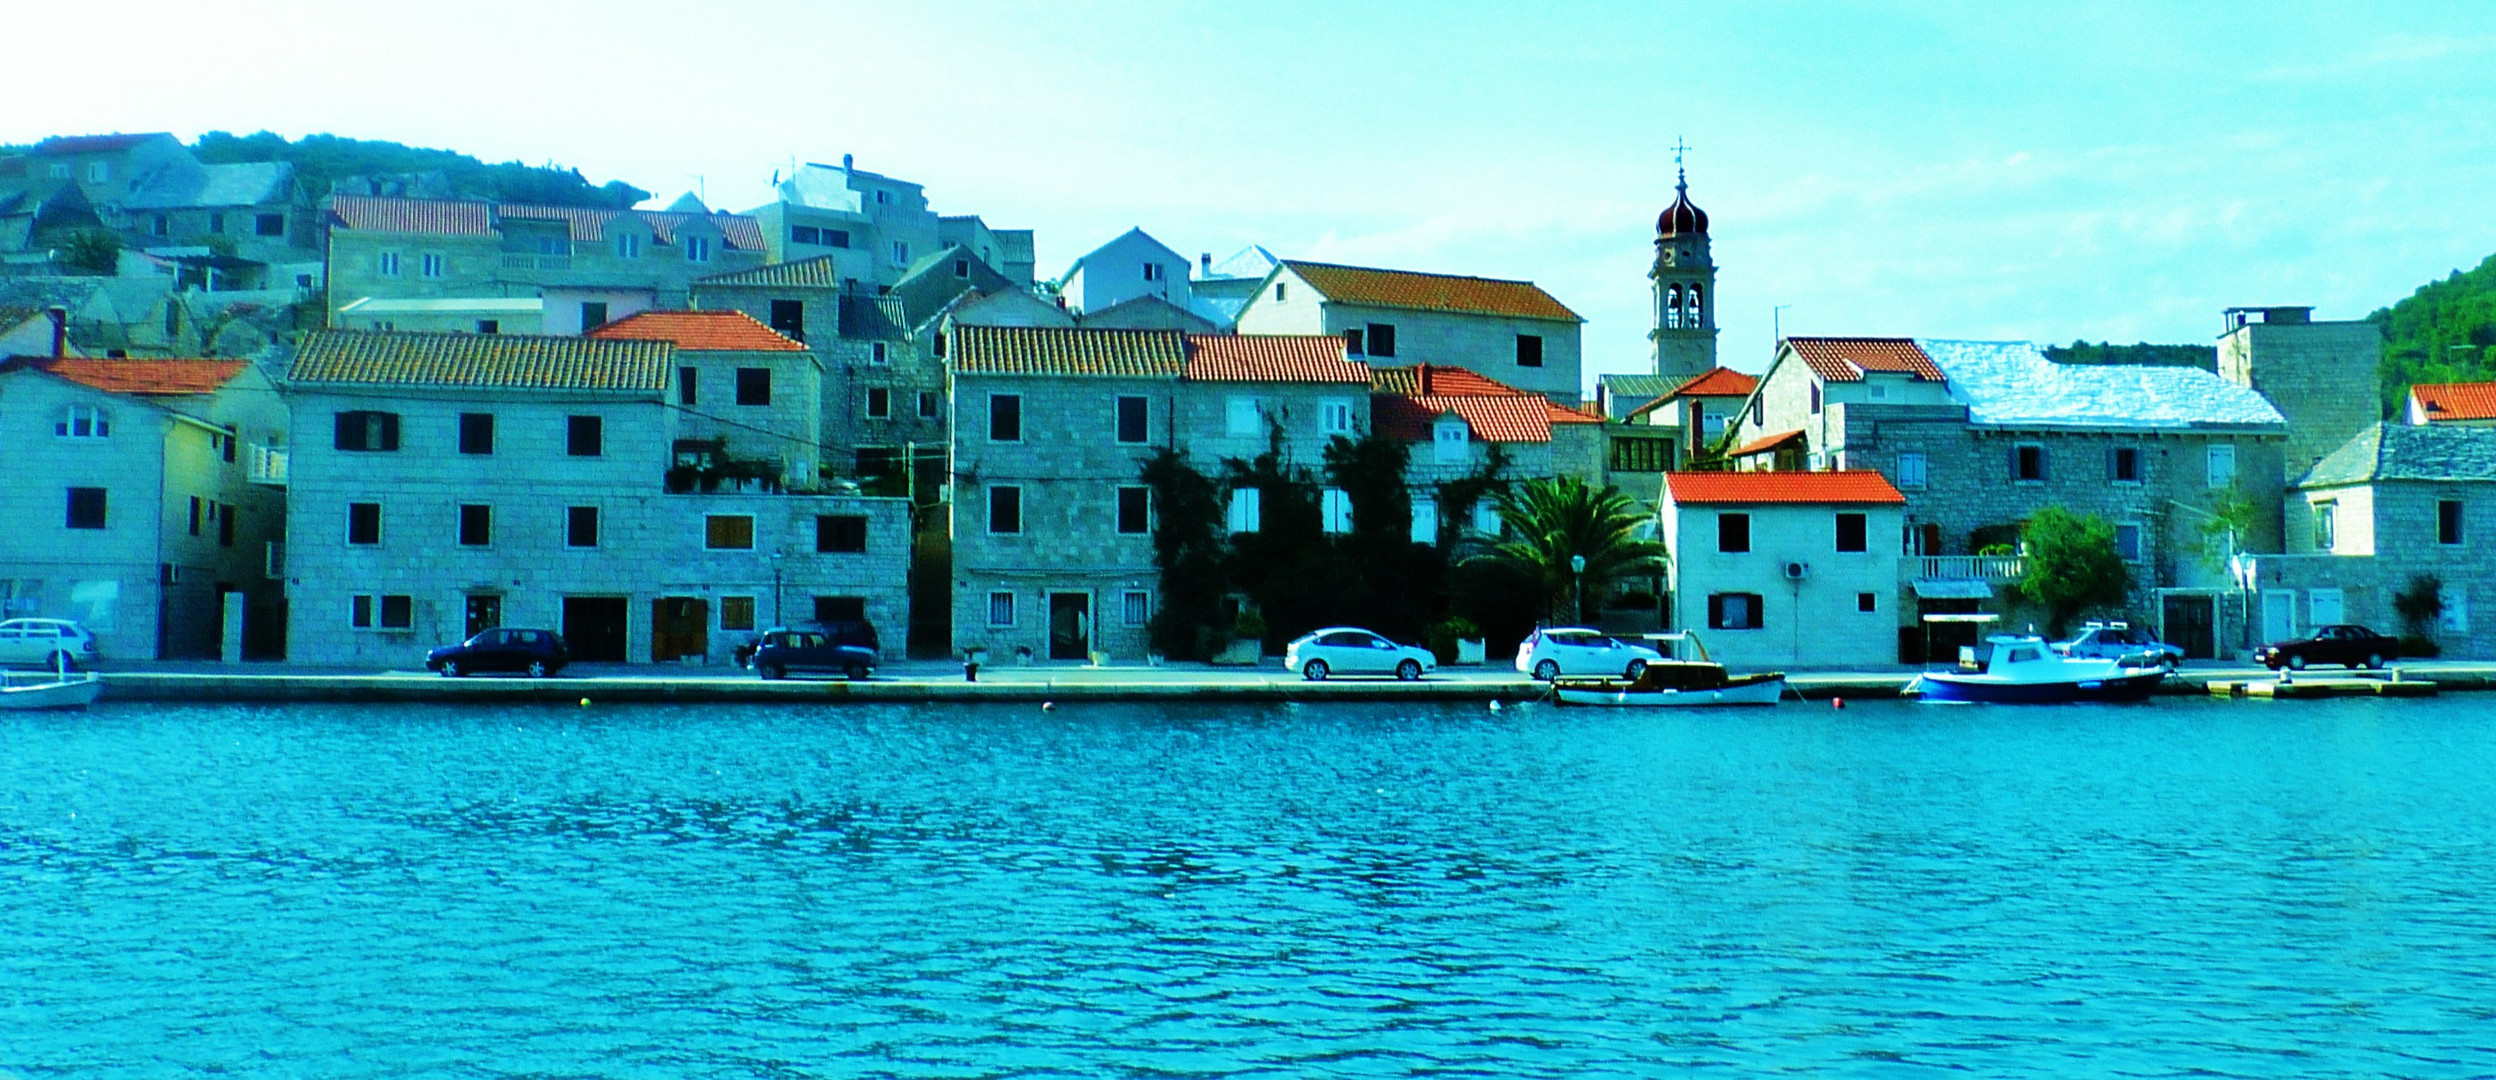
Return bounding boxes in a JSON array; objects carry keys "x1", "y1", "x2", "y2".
[
  {"x1": 1200, "y1": 252, "x2": 1212, "y2": 278},
  {"x1": 46, "y1": 306, "x2": 68, "y2": 358},
  {"x1": 842, "y1": 153, "x2": 854, "y2": 171}
]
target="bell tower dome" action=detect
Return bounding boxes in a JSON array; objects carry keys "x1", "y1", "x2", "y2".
[{"x1": 1649, "y1": 146, "x2": 1718, "y2": 379}]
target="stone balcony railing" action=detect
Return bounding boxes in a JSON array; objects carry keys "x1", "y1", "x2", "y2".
[
  {"x1": 1908, "y1": 555, "x2": 2027, "y2": 581},
  {"x1": 500, "y1": 253, "x2": 574, "y2": 271},
  {"x1": 248, "y1": 444, "x2": 288, "y2": 486}
]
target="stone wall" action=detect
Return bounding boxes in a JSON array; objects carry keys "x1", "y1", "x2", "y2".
[
  {"x1": 1662, "y1": 500, "x2": 1904, "y2": 669},
  {"x1": 2219, "y1": 319, "x2": 2382, "y2": 481}
]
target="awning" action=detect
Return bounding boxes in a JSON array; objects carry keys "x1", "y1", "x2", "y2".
[{"x1": 1912, "y1": 578, "x2": 1995, "y2": 600}]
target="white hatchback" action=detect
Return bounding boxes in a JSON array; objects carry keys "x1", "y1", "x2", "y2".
[
  {"x1": 1285, "y1": 627, "x2": 1438, "y2": 681},
  {"x1": 1515, "y1": 627, "x2": 1663, "y2": 681},
  {"x1": 0, "y1": 618, "x2": 102, "y2": 670}
]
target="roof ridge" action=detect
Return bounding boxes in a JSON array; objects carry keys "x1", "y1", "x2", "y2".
[{"x1": 1282, "y1": 258, "x2": 1536, "y2": 287}]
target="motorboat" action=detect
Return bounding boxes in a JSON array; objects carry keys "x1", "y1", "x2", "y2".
[
  {"x1": 1551, "y1": 631, "x2": 1786, "y2": 707},
  {"x1": 1906, "y1": 633, "x2": 2167, "y2": 704},
  {"x1": 1, "y1": 667, "x2": 101, "y2": 710}
]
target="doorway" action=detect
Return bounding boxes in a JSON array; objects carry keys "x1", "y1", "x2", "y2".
[
  {"x1": 465, "y1": 594, "x2": 502, "y2": 639},
  {"x1": 2263, "y1": 589, "x2": 2296, "y2": 647},
  {"x1": 2162, "y1": 594, "x2": 2216, "y2": 660},
  {"x1": 1048, "y1": 592, "x2": 1090, "y2": 661},
  {"x1": 651, "y1": 597, "x2": 708, "y2": 662},
  {"x1": 562, "y1": 595, "x2": 630, "y2": 662}
]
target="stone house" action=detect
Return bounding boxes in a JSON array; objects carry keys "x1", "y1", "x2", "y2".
[
  {"x1": 119, "y1": 161, "x2": 315, "y2": 265},
  {"x1": 2246, "y1": 423, "x2": 2496, "y2": 658},
  {"x1": 585, "y1": 311, "x2": 823, "y2": 487},
  {"x1": 1058, "y1": 228, "x2": 1193, "y2": 317},
  {"x1": 1607, "y1": 366, "x2": 1758, "y2": 503},
  {"x1": 743, "y1": 157, "x2": 1029, "y2": 288},
  {"x1": 282, "y1": 330, "x2": 907, "y2": 667},
  {"x1": 2405, "y1": 382, "x2": 2496, "y2": 426},
  {"x1": 0, "y1": 355, "x2": 288, "y2": 659},
  {"x1": 2216, "y1": 306, "x2": 2382, "y2": 479},
  {"x1": 321, "y1": 196, "x2": 766, "y2": 325},
  {"x1": 1370, "y1": 364, "x2": 1607, "y2": 540},
  {"x1": 1232, "y1": 259, "x2": 1585, "y2": 405},
  {"x1": 1660, "y1": 470, "x2": 1906, "y2": 670}
]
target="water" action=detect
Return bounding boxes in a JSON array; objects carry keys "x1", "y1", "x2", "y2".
[{"x1": 4, "y1": 696, "x2": 2493, "y2": 1077}]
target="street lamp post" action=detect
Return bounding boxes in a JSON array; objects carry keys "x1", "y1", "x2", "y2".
[
  {"x1": 770, "y1": 548, "x2": 785, "y2": 627},
  {"x1": 1570, "y1": 554, "x2": 1587, "y2": 625}
]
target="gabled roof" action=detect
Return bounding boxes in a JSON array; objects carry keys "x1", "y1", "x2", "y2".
[
  {"x1": 951, "y1": 326, "x2": 1186, "y2": 378},
  {"x1": 1067, "y1": 227, "x2": 1185, "y2": 274},
  {"x1": 1728, "y1": 429, "x2": 1805, "y2": 457},
  {"x1": 1184, "y1": 335, "x2": 1368, "y2": 383},
  {"x1": 1919, "y1": 340, "x2": 2283, "y2": 429},
  {"x1": 1369, "y1": 363, "x2": 1524, "y2": 397},
  {"x1": 1665, "y1": 470, "x2": 1906, "y2": 506},
  {"x1": 2300, "y1": 422, "x2": 2496, "y2": 488},
  {"x1": 290, "y1": 330, "x2": 671, "y2": 391},
  {"x1": 2409, "y1": 382, "x2": 2496, "y2": 422},
  {"x1": 1788, "y1": 338, "x2": 1946, "y2": 382},
  {"x1": 33, "y1": 133, "x2": 175, "y2": 155},
  {"x1": 1671, "y1": 366, "x2": 1758, "y2": 399},
  {"x1": 587, "y1": 310, "x2": 805, "y2": 352},
  {"x1": 1367, "y1": 363, "x2": 1588, "y2": 443},
  {"x1": 695, "y1": 255, "x2": 842, "y2": 288},
  {"x1": 326, "y1": 196, "x2": 493, "y2": 235},
  {"x1": 496, "y1": 203, "x2": 765, "y2": 250},
  {"x1": 1280, "y1": 260, "x2": 1581, "y2": 322},
  {"x1": 1078, "y1": 294, "x2": 1217, "y2": 333},
  {"x1": 122, "y1": 161, "x2": 295, "y2": 210},
  {"x1": 2, "y1": 357, "x2": 245, "y2": 396}
]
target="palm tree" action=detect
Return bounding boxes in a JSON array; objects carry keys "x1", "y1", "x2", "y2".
[{"x1": 1479, "y1": 476, "x2": 1668, "y2": 626}]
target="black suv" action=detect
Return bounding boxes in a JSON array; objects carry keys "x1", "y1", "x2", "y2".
[
  {"x1": 745, "y1": 622, "x2": 878, "y2": 681},
  {"x1": 427, "y1": 627, "x2": 569, "y2": 678}
]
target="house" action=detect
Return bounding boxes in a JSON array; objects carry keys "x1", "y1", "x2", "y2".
[
  {"x1": 321, "y1": 196, "x2": 767, "y2": 324},
  {"x1": 1189, "y1": 245, "x2": 1281, "y2": 328},
  {"x1": 281, "y1": 330, "x2": 907, "y2": 667},
  {"x1": 1059, "y1": 228, "x2": 1194, "y2": 318},
  {"x1": 334, "y1": 297, "x2": 544, "y2": 335},
  {"x1": 585, "y1": 311, "x2": 823, "y2": 487},
  {"x1": 1232, "y1": 260, "x2": 1585, "y2": 404},
  {"x1": 0, "y1": 354, "x2": 287, "y2": 660},
  {"x1": 1660, "y1": 470, "x2": 1906, "y2": 670},
  {"x1": 1370, "y1": 364, "x2": 1607, "y2": 540},
  {"x1": 117, "y1": 160, "x2": 314, "y2": 264},
  {"x1": 2406, "y1": 382, "x2": 2496, "y2": 426},
  {"x1": 1613, "y1": 366, "x2": 1757, "y2": 476},
  {"x1": 744, "y1": 156, "x2": 1030, "y2": 289},
  {"x1": 2246, "y1": 422, "x2": 2496, "y2": 658}
]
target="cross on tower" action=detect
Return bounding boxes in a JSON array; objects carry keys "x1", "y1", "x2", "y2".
[
  {"x1": 1671, "y1": 137, "x2": 1691, "y2": 187},
  {"x1": 1672, "y1": 136, "x2": 1690, "y2": 167}
]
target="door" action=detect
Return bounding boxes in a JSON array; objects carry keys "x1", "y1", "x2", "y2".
[
  {"x1": 2162, "y1": 595, "x2": 2216, "y2": 660},
  {"x1": 2262, "y1": 589, "x2": 2296, "y2": 647},
  {"x1": 562, "y1": 596, "x2": 630, "y2": 662},
  {"x1": 1048, "y1": 593, "x2": 1090, "y2": 661},
  {"x1": 651, "y1": 597, "x2": 708, "y2": 662},
  {"x1": 465, "y1": 594, "x2": 502, "y2": 640}
]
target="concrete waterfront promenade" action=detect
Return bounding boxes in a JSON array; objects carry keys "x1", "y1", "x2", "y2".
[{"x1": 80, "y1": 657, "x2": 2496, "y2": 705}]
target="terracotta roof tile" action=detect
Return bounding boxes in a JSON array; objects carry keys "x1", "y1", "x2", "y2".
[
  {"x1": 1728, "y1": 429, "x2": 1806, "y2": 457},
  {"x1": 1665, "y1": 470, "x2": 1906, "y2": 505},
  {"x1": 1788, "y1": 337, "x2": 1945, "y2": 382},
  {"x1": 1365, "y1": 364, "x2": 1566, "y2": 443},
  {"x1": 587, "y1": 310, "x2": 806, "y2": 352},
  {"x1": 2410, "y1": 382, "x2": 2496, "y2": 422},
  {"x1": 695, "y1": 256, "x2": 842, "y2": 288},
  {"x1": 1547, "y1": 399, "x2": 1603, "y2": 424},
  {"x1": 951, "y1": 326, "x2": 1186, "y2": 378},
  {"x1": 10, "y1": 357, "x2": 245, "y2": 396},
  {"x1": 1669, "y1": 366, "x2": 1759, "y2": 398},
  {"x1": 1183, "y1": 335, "x2": 1369, "y2": 383},
  {"x1": 290, "y1": 330, "x2": 671, "y2": 391},
  {"x1": 326, "y1": 195, "x2": 494, "y2": 235},
  {"x1": 1368, "y1": 363, "x2": 1529, "y2": 397},
  {"x1": 498, "y1": 203, "x2": 767, "y2": 251},
  {"x1": 1283, "y1": 260, "x2": 1581, "y2": 322}
]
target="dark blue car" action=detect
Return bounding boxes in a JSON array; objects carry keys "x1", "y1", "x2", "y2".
[
  {"x1": 427, "y1": 627, "x2": 569, "y2": 678},
  {"x1": 749, "y1": 625, "x2": 877, "y2": 681}
]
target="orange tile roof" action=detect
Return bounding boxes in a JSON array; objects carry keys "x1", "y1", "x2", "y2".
[
  {"x1": 1669, "y1": 366, "x2": 1759, "y2": 398},
  {"x1": 1547, "y1": 399, "x2": 1603, "y2": 424},
  {"x1": 498, "y1": 203, "x2": 767, "y2": 251},
  {"x1": 1727, "y1": 429, "x2": 1806, "y2": 457},
  {"x1": 1368, "y1": 363, "x2": 1531, "y2": 397},
  {"x1": 1788, "y1": 337, "x2": 1945, "y2": 382},
  {"x1": 1366, "y1": 364, "x2": 1573, "y2": 443},
  {"x1": 291, "y1": 330, "x2": 671, "y2": 391},
  {"x1": 1183, "y1": 334, "x2": 1369, "y2": 382},
  {"x1": 951, "y1": 326, "x2": 1187, "y2": 378},
  {"x1": 1283, "y1": 260, "x2": 1581, "y2": 322},
  {"x1": 327, "y1": 195, "x2": 495, "y2": 235},
  {"x1": 1665, "y1": 470, "x2": 1905, "y2": 505},
  {"x1": 587, "y1": 310, "x2": 806, "y2": 352},
  {"x1": 2410, "y1": 382, "x2": 2496, "y2": 422},
  {"x1": 14, "y1": 357, "x2": 246, "y2": 396}
]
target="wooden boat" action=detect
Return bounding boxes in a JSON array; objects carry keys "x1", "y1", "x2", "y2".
[
  {"x1": 1, "y1": 668, "x2": 101, "y2": 710},
  {"x1": 1906, "y1": 634, "x2": 2166, "y2": 704},
  {"x1": 1551, "y1": 631, "x2": 1786, "y2": 707}
]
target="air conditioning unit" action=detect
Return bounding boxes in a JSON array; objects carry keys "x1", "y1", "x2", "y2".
[{"x1": 1783, "y1": 561, "x2": 1811, "y2": 581}]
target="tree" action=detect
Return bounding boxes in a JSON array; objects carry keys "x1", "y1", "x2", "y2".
[
  {"x1": 59, "y1": 228, "x2": 120, "y2": 275},
  {"x1": 2194, "y1": 486, "x2": 2263, "y2": 571},
  {"x1": 1478, "y1": 476, "x2": 1667, "y2": 626},
  {"x1": 2014, "y1": 506, "x2": 2130, "y2": 635}
]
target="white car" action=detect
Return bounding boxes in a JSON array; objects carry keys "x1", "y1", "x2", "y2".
[
  {"x1": 1516, "y1": 627, "x2": 1663, "y2": 681},
  {"x1": 1285, "y1": 627, "x2": 1438, "y2": 681},
  {"x1": 0, "y1": 618, "x2": 101, "y2": 670}
]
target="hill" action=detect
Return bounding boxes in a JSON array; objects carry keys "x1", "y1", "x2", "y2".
[
  {"x1": 2370, "y1": 252, "x2": 2496, "y2": 413},
  {"x1": 191, "y1": 131, "x2": 650, "y2": 209}
]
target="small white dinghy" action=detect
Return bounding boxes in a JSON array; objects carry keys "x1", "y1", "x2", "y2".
[
  {"x1": 1551, "y1": 631, "x2": 1787, "y2": 707},
  {"x1": 2, "y1": 661, "x2": 101, "y2": 711}
]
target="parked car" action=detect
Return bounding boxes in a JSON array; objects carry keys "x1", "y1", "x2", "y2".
[
  {"x1": 2052, "y1": 622, "x2": 2184, "y2": 669},
  {"x1": 750, "y1": 626, "x2": 877, "y2": 680},
  {"x1": 0, "y1": 618, "x2": 100, "y2": 670},
  {"x1": 1515, "y1": 627, "x2": 1665, "y2": 681},
  {"x1": 1285, "y1": 627, "x2": 1438, "y2": 681},
  {"x1": 2258, "y1": 624, "x2": 2402, "y2": 671},
  {"x1": 426, "y1": 627, "x2": 569, "y2": 677},
  {"x1": 736, "y1": 619, "x2": 879, "y2": 669}
]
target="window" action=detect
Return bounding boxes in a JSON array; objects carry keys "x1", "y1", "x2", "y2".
[
  {"x1": 566, "y1": 415, "x2": 602, "y2": 457},
  {"x1": 152, "y1": 214, "x2": 168, "y2": 236},
  {"x1": 1809, "y1": 382, "x2": 1823, "y2": 415},
  {"x1": 66, "y1": 487, "x2": 106, "y2": 530},
  {"x1": 56, "y1": 404, "x2": 110, "y2": 438},
  {"x1": 1226, "y1": 396, "x2": 1262, "y2": 437},
  {"x1": 1320, "y1": 399, "x2": 1354, "y2": 436},
  {"x1": 567, "y1": 506, "x2": 600, "y2": 548},
  {"x1": 2114, "y1": 523, "x2": 2143, "y2": 561},
  {"x1": 988, "y1": 591, "x2": 1017, "y2": 627},
  {"x1": 2111, "y1": 446, "x2": 2141, "y2": 483},
  {"x1": 1274, "y1": 282, "x2": 1287, "y2": 302},
  {"x1": 1664, "y1": 285, "x2": 1683, "y2": 330},
  {"x1": 989, "y1": 485, "x2": 1022, "y2": 534},
  {"x1": 1123, "y1": 590, "x2": 1152, "y2": 628},
  {"x1": 2207, "y1": 443, "x2": 2237, "y2": 489},
  {"x1": 255, "y1": 213, "x2": 285, "y2": 237},
  {"x1": 1708, "y1": 592, "x2": 1764, "y2": 630},
  {"x1": 2313, "y1": 500, "x2": 2336, "y2": 551},
  {"x1": 1412, "y1": 495, "x2": 1439, "y2": 544},
  {"x1": 1365, "y1": 323, "x2": 1397, "y2": 358},
  {"x1": 2014, "y1": 443, "x2": 2046, "y2": 482},
  {"x1": 1116, "y1": 396, "x2": 1150, "y2": 443},
  {"x1": 88, "y1": 160, "x2": 108, "y2": 183},
  {"x1": 954, "y1": 259, "x2": 971, "y2": 278},
  {"x1": 870, "y1": 341, "x2": 889, "y2": 365},
  {"x1": 767, "y1": 299, "x2": 805, "y2": 342},
  {"x1": 351, "y1": 595, "x2": 415, "y2": 630},
  {"x1": 218, "y1": 503, "x2": 235, "y2": 546},
  {"x1": 721, "y1": 596, "x2": 756, "y2": 632},
  {"x1": 866, "y1": 387, "x2": 891, "y2": 418},
  {"x1": 736, "y1": 367, "x2": 772, "y2": 406},
  {"x1": 1718, "y1": 512, "x2": 1751, "y2": 553},
  {"x1": 876, "y1": 189, "x2": 892, "y2": 205},
  {"x1": 1143, "y1": 262, "x2": 1164, "y2": 281},
  {"x1": 817, "y1": 514, "x2": 869, "y2": 553},
  {"x1": 685, "y1": 236, "x2": 712, "y2": 263},
  {"x1": 189, "y1": 496, "x2": 203, "y2": 536},
  {"x1": 705, "y1": 515, "x2": 755, "y2": 550},
  {"x1": 1858, "y1": 592, "x2": 1878, "y2": 613},
  {"x1": 1117, "y1": 486, "x2": 1151, "y2": 535},
  {"x1": 919, "y1": 391, "x2": 941, "y2": 420},
  {"x1": 209, "y1": 212, "x2": 226, "y2": 234},
  {"x1": 792, "y1": 225, "x2": 820, "y2": 245},
  {"x1": 420, "y1": 253, "x2": 444, "y2": 278},
  {"x1": 458, "y1": 413, "x2": 494, "y2": 455},
  {"x1": 1515, "y1": 333, "x2": 1544, "y2": 368},
  {"x1": 1836, "y1": 512, "x2": 1868, "y2": 552},
  {"x1": 379, "y1": 251, "x2": 401, "y2": 276},
  {"x1": 825, "y1": 229, "x2": 850, "y2": 249},
  {"x1": 1344, "y1": 328, "x2": 1366, "y2": 356},
  {"x1": 1896, "y1": 451, "x2": 1927, "y2": 490},
  {"x1": 1321, "y1": 488, "x2": 1354, "y2": 534},
  {"x1": 2439, "y1": 499, "x2": 2464, "y2": 545},
  {"x1": 1472, "y1": 501, "x2": 1502, "y2": 537},
  {"x1": 347, "y1": 502, "x2": 381, "y2": 545},
  {"x1": 1227, "y1": 487, "x2": 1261, "y2": 533},
  {"x1": 990, "y1": 394, "x2": 1023, "y2": 441},
  {"x1": 333, "y1": 411, "x2": 400, "y2": 452},
  {"x1": 677, "y1": 366, "x2": 697, "y2": 405},
  {"x1": 1611, "y1": 437, "x2": 1672, "y2": 472},
  {"x1": 1434, "y1": 419, "x2": 1469, "y2": 464},
  {"x1": 617, "y1": 233, "x2": 642, "y2": 258},
  {"x1": 458, "y1": 504, "x2": 492, "y2": 547},
  {"x1": 476, "y1": 319, "x2": 500, "y2": 335},
  {"x1": 1750, "y1": 397, "x2": 1763, "y2": 426},
  {"x1": 582, "y1": 301, "x2": 609, "y2": 330},
  {"x1": 47, "y1": 162, "x2": 68, "y2": 179},
  {"x1": 891, "y1": 241, "x2": 909, "y2": 266}
]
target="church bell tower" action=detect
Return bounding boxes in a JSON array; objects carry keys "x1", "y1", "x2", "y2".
[{"x1": 1650, "y1": 148, "x2": 1717, "y2": 378}]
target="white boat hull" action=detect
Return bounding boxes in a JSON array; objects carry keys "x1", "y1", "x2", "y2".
[
  {"x1": 1555, "y1": 676, "x2": 1786, "y2": 708},
  {"x1": 1, "y1": 673, "x2": 102, "y2": 710}
]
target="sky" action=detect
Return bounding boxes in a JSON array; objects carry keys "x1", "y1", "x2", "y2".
[{"x1": 10, "y1": 0, "x2": 2496, "y2": 386}]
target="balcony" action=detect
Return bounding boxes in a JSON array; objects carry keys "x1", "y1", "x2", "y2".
[
  {"x1": 264, "y1": 541, "x2": 284, "y2": 580},
  {"x1": 1909, "y1": 555, "x2": 2026, "y2": 582},
  {"x1": 248, "y1": 444, "x2": 288, "y2": 486},
  {"x1": 501, "y1": 253, "x2": 574, "y2": 271}
]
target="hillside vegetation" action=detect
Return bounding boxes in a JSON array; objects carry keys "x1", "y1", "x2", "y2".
[
  {"x1": 2042, "y1": 341, "x2": 2217, "y2": 370},
  {"x1": 2370, "y1": 252, "x2": 2496, "y2": 413},
  {"x1": 192, "y1": 131, "x2": 650, "y2": 209}
]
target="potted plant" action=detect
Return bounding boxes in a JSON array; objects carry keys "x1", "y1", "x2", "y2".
[{"x1": 1212, "y1": 609, "x2": 1265, "y2": 665}]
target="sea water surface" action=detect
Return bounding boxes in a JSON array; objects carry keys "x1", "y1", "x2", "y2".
[{"x1": 3, "y1": 695, "x2": 2493, "y2": 1077}]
